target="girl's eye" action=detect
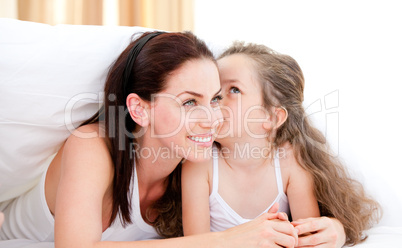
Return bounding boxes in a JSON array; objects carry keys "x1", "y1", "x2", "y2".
[
  {"x1": 229, "y1": 87, "x2": 241, "y2": 94},
  {"x1": 183, "y1": 99, "x2": 196, "y2": 106},
  {"x1": 211, "y1": 95, "x2": 223, "y2": 105}
]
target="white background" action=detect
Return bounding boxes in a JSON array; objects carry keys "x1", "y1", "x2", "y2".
[{"x1": 194, "y1": 0, "x2": 402, "y2": 225}]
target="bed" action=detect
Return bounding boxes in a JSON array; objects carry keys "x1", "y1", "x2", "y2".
[{"x1": 0, "y1": 18, "x2": 401, "y2": 247}]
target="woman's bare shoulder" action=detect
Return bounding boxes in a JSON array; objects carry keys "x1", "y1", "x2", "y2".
[
  {"x1": 61, "y1": 123, "x2": 113, "y2": 178},
  {"x1": 66, "y1": 123, "x2": 107, "y2": 147},
  {"x1": 46, "y1": 123, "x2": 114, "y2": 213},
  {"x1": 69, "y1": 123, "x2": 106, "y2": 140}
]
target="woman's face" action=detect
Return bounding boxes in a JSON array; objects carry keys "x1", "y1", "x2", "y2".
[
  {"x1": 216, "y1": 54, "x2": 269, "y2": 143},
  {"x1": 150, "y1": 58, "x2": 222, "y2": 162}
]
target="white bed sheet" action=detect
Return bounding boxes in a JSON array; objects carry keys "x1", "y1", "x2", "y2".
[{"x1": 1, "y1": 226, "x2": 401, "y2": 247}]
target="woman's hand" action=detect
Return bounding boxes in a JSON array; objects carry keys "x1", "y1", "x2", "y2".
[
  {"x1": 292, "y1": 217, "x2": 346, "y2": 248},
  {"x1": 218, "y1": 212, "x2": 298, "y2": 248}
]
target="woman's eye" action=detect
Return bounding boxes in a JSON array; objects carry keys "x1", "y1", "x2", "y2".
[
  {"x1": 183, "y1": 99, "x2": 196, "y2": 106},
  {"x1": 229, "y1": 87, "x2": 241, "y2": 94},
  {"x1": 211, "y1": 95, "x2": 223, "y2": 105}
]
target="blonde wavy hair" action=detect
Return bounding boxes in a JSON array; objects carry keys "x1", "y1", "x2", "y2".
[{"x1": 218, "y1": 42, "x2": 381, "y2": 245}]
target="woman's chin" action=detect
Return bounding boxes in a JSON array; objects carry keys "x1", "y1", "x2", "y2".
[{"x1": 183, "y1": 147, "x2": 214, "y2": 163}]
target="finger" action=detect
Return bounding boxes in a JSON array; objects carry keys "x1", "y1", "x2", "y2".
[
  {"x1": 268, "y1": 202, "x2": 280, "y2": 213},
  {"x1": 270, "y1": 220, "x2": 299, "y2": 244},
  {"x1": 291, "y1": 217, "x2": 316, "y2": 226},
  {"x1": 261, "y1": 211, "x2": 289, "y2": 222},
  {"x1": 278, "y1": 212, "x2": 289, "y2": 221},
  {"x1": 260, "y1": 212, "x2": 282, "y2": 221},
  {"x1": 294, "y1": 219, "x2": 327, "y2": 236},
  {"x1": 271, "y1": 231, "x2": 297, "y2": 248},
  {"x1": 296, "y1": 233, "x2": 325, "y2": 247},
  {"x1": 296, "y1": 244, "x2": 325, "y2": 248}
]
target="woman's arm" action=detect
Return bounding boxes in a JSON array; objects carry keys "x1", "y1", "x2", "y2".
[
  {"x1": 181, "y1": 159, "x2": 212, "y2": 235},
  {"x1": 94, "y1": 212, "x2": 297, "y2": 248},
  {"x1": 54, "y1": 126, "x2": 114, "y2": 247}
]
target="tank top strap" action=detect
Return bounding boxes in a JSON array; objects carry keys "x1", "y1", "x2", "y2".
[
  {"x1": 211, "y1": 145, "x2": 219, "y2": 194},
  {"x1": 132, "y1": 156, "x2": 160, "y2": 233},
  {"x1": 274, "y1": 149, "x2": 284, "y2": 194}
]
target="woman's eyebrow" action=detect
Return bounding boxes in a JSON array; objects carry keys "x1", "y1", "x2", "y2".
[
  {"x1": 176, "y1": 91, "x2": 203, "y2": 98},
  {"x1": 213, "y1": 88, "x2": 222, "y2": 97},
  {"x1": 176, "y1": 88, "x2": 221, "y2": 98}
]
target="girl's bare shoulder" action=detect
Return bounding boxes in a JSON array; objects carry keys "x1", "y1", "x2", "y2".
[
  {"x1": 277, "y1": 142, "x2": 298, "y2": 168},
  {"x1": 277, "y1": 142, "x2": 311, "y2": 188}
]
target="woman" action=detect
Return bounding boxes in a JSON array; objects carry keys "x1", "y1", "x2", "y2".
[{"x1": 0, "y1": 31, "x2": 343, "y2": 247}]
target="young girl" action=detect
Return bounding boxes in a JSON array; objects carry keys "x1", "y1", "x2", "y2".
[{"x1": 182, "y1": 42, "x2": 381, "y2": 246}]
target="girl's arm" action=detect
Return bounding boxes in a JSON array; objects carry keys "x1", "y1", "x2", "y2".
[
  {"x1": 286, "y1": 156, "x2": 320, "y2": 221},
  {"x1": 284, "y1": 148, "x2": 346, "y2": 247},
  {"x1": 181, "y1": 159, "x2": 212, "y2": 235}
]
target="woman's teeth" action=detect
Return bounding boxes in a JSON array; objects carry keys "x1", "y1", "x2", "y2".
[{"x1": 189, "y1": 136, "x2": 212, "y2": 143}]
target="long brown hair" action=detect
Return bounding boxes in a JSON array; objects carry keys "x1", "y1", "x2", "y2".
[
  {"x1": 81, "y1": 31, "x2": 215, "y2": 237},
  {"x1": 218, "y1": 42, "x2": 381, "y2": 245}
]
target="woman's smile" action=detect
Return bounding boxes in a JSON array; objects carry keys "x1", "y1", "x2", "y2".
[{"x1": 187, "y1": 133, "x2": 214, "y2": 147}]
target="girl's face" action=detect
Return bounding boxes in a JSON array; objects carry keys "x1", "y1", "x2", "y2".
[
  {"x1": 216, "y1": 54, "x2": 269, "y2": 143},
  {"x1": 150, "y1": 58, "x2": 223, "y2": 162}
]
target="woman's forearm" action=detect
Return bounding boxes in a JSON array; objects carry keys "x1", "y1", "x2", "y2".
[
  {"x1": 94, "y1": 232, "x2": 223, "y2": 248},
  {"x1": 57, "y1": 212, "x2": 296, "y2": 248}
]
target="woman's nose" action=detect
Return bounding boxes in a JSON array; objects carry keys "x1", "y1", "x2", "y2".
[
  {"x1": 201, "y1": 106, "x2": 222, "y2": 131},
  {"x1": 189, "y1": 105, "x2": 222, "y2": 130}
]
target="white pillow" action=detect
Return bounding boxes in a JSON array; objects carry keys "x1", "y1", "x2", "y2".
[{"x1": 0, "y1": 18, "x2": 153, "y2": 202}]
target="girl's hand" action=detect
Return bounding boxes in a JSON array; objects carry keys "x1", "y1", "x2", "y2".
[
  {"x1": 292, "y1": 217, "x2": 346, "y2": 248},
  {"x1": 219, "y1": 212, "x2": 298, "y2": 248}
]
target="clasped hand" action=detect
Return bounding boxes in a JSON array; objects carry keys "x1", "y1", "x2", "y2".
[
  {"x1": 222, "y1": 203, "x2": 344, "y2": 248},
  {"x1": 263, "y1": 203, "x2": 345, "y2": 248}
]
